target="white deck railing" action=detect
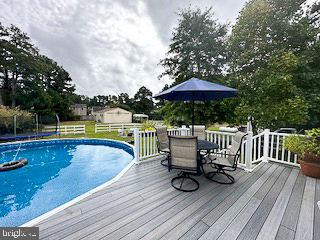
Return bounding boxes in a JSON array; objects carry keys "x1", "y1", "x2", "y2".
[
  {"x1": 133, "y1": 128, "x2": 301, "y2": 171},
  {"x1": 43, "y1": 125, "x2": 85, "y2": 135},
  {"x1": 251, "y1": 131, "x2": 266, "y2": 164},
  {"x1": 136, "y1": 128, "x2": 189, "y2": 160},
  {"x1": 267, "y1": 132, "x2": 299, "y2": 166},
  {"x1": 95, "y1": 123, "x2": 143, "y2": 133},
  {"x1": 205, "y1": 130, "x2": 252, "y2": 170}
]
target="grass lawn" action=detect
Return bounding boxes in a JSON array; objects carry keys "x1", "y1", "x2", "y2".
[
  {"x1": 46, "y1": 121, "x2": 133, "y2": 141},
  {"x1": 207, "y1": 122, "x2": 228, "y2": 131},
  {"x1": 46, "y1": 120, "x2": 222, "y2": 143},
  {"x1": 207, "y1": 126, "x2": 220, "y2": 131}
]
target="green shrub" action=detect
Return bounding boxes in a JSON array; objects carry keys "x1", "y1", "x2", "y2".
[
  {"x1": 284, "y1": 128, "x2": 320, "y2": 156},
  {"x1": 141, "y1": 120, "x2": 156, "y2": 131},
  {"x1": 0, "y1": 106, "x2": 33, "y2": 134}
]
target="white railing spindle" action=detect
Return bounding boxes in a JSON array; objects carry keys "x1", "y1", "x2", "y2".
[{"x1": 134, "y1": 128, "x2": 300, "y2": 168}]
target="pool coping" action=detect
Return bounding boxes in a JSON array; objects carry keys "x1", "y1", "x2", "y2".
[{"x1": 0, "y1": 138, "x2": 136, "y2": 227}]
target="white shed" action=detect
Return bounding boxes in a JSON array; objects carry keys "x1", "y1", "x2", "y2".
[
  {"x1": 133, "y1": 114, "x2": 149, "y2": 123},
  {"x1": 93, "y1": 107, "x2": 132, "y2": 124}
]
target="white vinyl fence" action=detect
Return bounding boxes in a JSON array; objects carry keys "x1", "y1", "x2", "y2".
[
  {"x1": 95, "y1": 123, "x2": 143, "y2": 133},
  {"x1": 133, "y1": 128, "x2": 300, "y2": 171},
  {"x1": 43, "y1": 125, "x2": 85, "y2": 135}
]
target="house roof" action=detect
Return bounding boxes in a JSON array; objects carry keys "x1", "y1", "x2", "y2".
[
  {"x1": 91, "y1": 106, "x2": 107, "y2": 113},
  {"x1": 71, "y1": 104, "x2": 87, "y2": 108}
]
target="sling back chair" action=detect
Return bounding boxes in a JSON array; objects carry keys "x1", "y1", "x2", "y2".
[
  {"x1": 191, "y1": 125, "x2": 206, "y2": 140},
  {"x1": 155, "y1": 126, "x2": 170, "y2": 166},
  {"x1": 168, "y1": 136, "x2": 201, "y2": 192},
  {"x1": 204, "y1": 131, "x2": 247, "y2": 184}
]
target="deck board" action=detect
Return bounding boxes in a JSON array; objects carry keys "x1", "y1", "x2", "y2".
[
  {"x1": 256, "y1": 168, "x2": 299, "y2": 240},
  {"x1": 314, "y1": 179, "x2": 320, "y2": 240},
  {"x1": 215, "y1": 165, "x2": 285, "y2": 240},
  {"x1": 280, "y1": 171, "x2": 306, "y2": 232},
  {"x1": 199, "y1": 164, "x2": 279, "y2": 240},
  {"x1": 276, "y1": 226, "x2": 295, "y2": 240},
  {"x1": 179, "y1": 221, "x2": 209, "y2": 240},
  {"x1": 233, "y1": 167, "x2": 292, "y2": 240},
  {"x1": 34, "y1": 160, "x2": 317, "y2": 240},
  {"x1": 157, "y1": 164, "x2": 269, "y2": 240},
  {"x1": 294, "y1": 177, "x2": 316, "y2": 240}
]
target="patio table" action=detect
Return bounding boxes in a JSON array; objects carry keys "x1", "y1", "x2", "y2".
[
  {"x1": 197, "y1": 140, "x2": 219, "y2": 174},
  {"x1": 197, "y1": 140, "x2": 219, "y2": 152},
  {"x1": 197, "y1": 140, "x2": 219, "y2": 160}
]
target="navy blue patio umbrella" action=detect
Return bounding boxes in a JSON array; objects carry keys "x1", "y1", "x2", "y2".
[{"x1": 153, "y1": 78, "x2": 238, "y2": 134}]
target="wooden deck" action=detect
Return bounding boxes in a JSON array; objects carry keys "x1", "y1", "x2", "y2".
[{"x1": 36, "y1": 160, "x2": 320, "y2": 240}]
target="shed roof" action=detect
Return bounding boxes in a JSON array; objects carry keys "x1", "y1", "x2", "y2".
[
  {"x1": 94, "y1": 107, "x2": 131, "y2": 114},
  {"x1": 133, "y1": 114, "x2": 149, "y2": 118}
]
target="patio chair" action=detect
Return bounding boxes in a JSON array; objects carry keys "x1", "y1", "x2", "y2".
[
  {"x1": 191, "y1": 125, "x2": 206, "y2": 140},
  {"x1": 191, "y1": 125, "x2": 207, "y2": 158},
  {"x1": 155, "y1": 127, "x2": 170, "y2": 166},
  {"x1": 168, "y1": 136, "x2": 201, "y2": 192},
  {"x1": 204, "y1": 132, "x2": 247, "y2": 184}
]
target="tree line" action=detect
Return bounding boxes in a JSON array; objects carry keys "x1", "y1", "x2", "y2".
[
  {"x1": 0, "y1": 22, "x2": 156, "y2": 120},
  {"x1": 0, "y1": 23, "x2": 75, "y2": 120},
  {"x1": 73, "y1": 86, "x2": 155, "y2": 117},
  {"x1": 159, "y1": 0, "x2": 320, "y2": 130}
]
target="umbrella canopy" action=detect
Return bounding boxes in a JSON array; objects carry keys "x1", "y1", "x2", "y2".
[
  {"x1": 154, "y1": 78, "x2": 238, "y2": 135},
  {"x1": 153, "y1": 78, "x2": 237, "y2": 101}
]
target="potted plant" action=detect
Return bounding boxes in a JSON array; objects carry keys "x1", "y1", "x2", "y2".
[{"x1": 284, "y1": 128, "x2": 320, "y2": 178}]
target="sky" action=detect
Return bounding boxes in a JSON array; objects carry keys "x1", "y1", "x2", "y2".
[{"x1": 0, "y1": 0, "x2": 247, "y2": 97}]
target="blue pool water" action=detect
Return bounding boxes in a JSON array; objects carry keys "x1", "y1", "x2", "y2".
[{"x1": 0, "y1": 139, "x2": 134, "y2": 226}]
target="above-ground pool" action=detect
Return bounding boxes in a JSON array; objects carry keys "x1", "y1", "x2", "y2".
[{"x1": 0, "y1": 139, "x2": 134, "y2": 226}]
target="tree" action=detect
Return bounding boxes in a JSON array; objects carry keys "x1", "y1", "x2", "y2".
[
  {"x1": 132, "y1": 86, "x2": 154, "y2": 115},
  {"x1": 160, "y1": 7, "x2": 228, "y2": 83},
  {"x1": 293, "y1": 41, "x2": 320, "y2": 128},
  {"x1": 234, "y1": 52, "x2": 309, "y2": 130},
  {"x1": 306, "y1": 0, "x2": 320, "y2": 25},
  {"x1": 116, "y1": 93, "x2": 133, "y2": 111},
  {"x1": 0, "y1": 24, "x2": 38, "y2": 107},
  {"x1": 228, "y1": 0, "x2": 314, "y2": 74},
  {"x1": 228, "y1": 0, "x2": 320, "y2": 129},
  {"x1": 0, "y1": 23, "x2": 76, "y2": 119},
  {"x1": 159, "y1": 7, "x2": 233, "y2": 126}
]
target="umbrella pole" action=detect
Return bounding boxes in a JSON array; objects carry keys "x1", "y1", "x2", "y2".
[{"x1": 192, "y1": 100, "x2": 195, "y2": 135}]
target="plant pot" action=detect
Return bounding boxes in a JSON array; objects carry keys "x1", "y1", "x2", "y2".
[{"x1": 299, "y1": 159, "x2": 320, "y2": 178}]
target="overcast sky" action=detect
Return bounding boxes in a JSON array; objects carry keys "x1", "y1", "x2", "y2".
[{"x1": 0, "y1": 0, "x2": 246, "y2": 97}]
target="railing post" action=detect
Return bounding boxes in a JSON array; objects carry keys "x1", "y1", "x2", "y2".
[
  {"x1": 133, "y1": 128, "x2": 140, "y2": 163},
  {"x1": 245, "y1": 131, "x2": 253, "y2": 171},
  {"x1": 95, "y1": 124, "x2": 97, "y2": 133},
  {"x1": 180, "y1": 126, "x2": 188, "y2": 136},
  {"x1": 263, "y1": 129, "x2": 270, "y2": 162}
]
